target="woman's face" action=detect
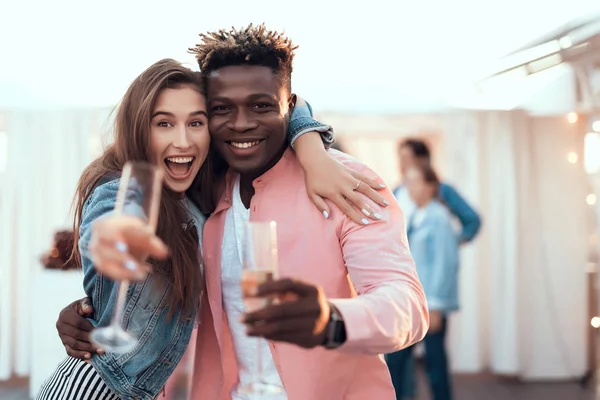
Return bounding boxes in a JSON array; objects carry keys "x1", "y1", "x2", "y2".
[
  {"x1": 405, "y1": 167, "x2": 435, "y2": 205},
  {"x1": 149, "y1": 85, "x2": 210, "y2": 193}
]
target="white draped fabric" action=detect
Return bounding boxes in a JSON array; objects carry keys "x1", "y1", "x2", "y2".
[
  {"x1": 442, "y1": 111, "x2": 589, "y2": 379},
  {"x1": 340, "y1": 110, "x2": 590, "y2": 380},
  {"x1": 0, "y1": 109, "x2": 111, "y2": 381}
]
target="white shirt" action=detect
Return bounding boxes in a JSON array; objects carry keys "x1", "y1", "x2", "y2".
[{"x1": 221, "y1": 177, "x2": 287, "y2": 400}]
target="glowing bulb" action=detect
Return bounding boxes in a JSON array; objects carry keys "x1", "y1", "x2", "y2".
[
  {"x1": 567, "y1": 152, "x2": 579, "y2": 163},
  {"x1": 593, "y1": 121, "x2": 600, "y2": 132},
  {"x1": 587, "y1": 194, "x2": 597, "y2": 205},
  {"x1": 567, "y1": 112, "x2": 578, "y2": 124},
  {"x1": 591, "y1": 317, "x2": 600, "y2": 328}
]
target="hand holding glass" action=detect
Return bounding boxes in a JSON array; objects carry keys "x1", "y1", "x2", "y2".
[
  {"x1": 236, "y1": 221, "x2": 284, "y2": 396},
  {"x1": 90, "y1": 161, "x2": 163, "y2": 354}
]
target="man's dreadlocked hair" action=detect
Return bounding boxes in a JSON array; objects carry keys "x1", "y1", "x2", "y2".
[{"x1": 189, "y1": 23, "x2": 298, "y2": 90}]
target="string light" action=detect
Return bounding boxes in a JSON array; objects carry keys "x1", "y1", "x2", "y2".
[
  {"x1": 592, "y1": 317, "x2": 600, "y2": 328},
  {"x1": 587, "y1": 194, "x2": 597, "y2": 205},
  {"x1": 567, "y1": 112, "x2": 578, "y2": 124},
  {"x1": 567, "y1": 152, "x2": 579, "y2": 163}
]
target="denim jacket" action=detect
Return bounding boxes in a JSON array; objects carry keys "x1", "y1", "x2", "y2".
[
  {"x1": 407, "y1": 200, "x2": 460, "y2": 313},
  {"x1": 76, "y1": 100, "x2": 332, "y2": 400}
]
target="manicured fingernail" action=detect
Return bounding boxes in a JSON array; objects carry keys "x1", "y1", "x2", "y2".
[
  {"x1": 84, "y1": 353, "x2": 91, "y2": 359},
  {"x1": 322, "y1": 211, "x2": 329, "y2": 219},
  {"x1": 97, "y1": 349, "x2": 105, "y2": 355},
  {"x1": 383, "y1": 200, "x2": 390, "y2": 206},
  {"x1": 361, "y1": 218, "x2": 369, "y2": 225},
  {"x1": 379, "y1": 183, "x2": 387, "y2": 188},
  {"x1": 125, "y1": 260, "x2": 138, "y2": 271},
  {"x1": 374, "y1": 213, "x2": 382, "y2": 220},
  {"x1": 361, "y1": 208, "x2": 371, "y2": 217},
  {"x1": 115, "y1": 241, "x2": 128, "y2": 253}
]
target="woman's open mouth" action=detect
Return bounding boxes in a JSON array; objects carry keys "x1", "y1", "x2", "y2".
[{"x1": 164, "y1": 156, "x2": 195, "y2": 180}]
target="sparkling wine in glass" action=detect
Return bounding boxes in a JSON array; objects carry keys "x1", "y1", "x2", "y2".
[
  {"x1": 236, "y1": 221, "x2": 284, "y2": 396},
  {"x1": 90, "y1": 161, "x2": 163, "y2": 354}
]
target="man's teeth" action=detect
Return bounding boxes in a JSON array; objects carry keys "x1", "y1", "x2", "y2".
[
  {"x1": 166, "y1": 156, "x2": 194, "y2": 163},
  {"x1": 231, "y1": 141, "x2": 260, "y2": 149}
]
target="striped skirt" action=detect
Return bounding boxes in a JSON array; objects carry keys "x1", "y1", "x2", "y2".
[{"x1": 36, "y1": 357, "x2": 119, "y2": 400}]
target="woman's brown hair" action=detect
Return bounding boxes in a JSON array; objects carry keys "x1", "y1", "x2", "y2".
[
  {"x1": 413, "y1": 163, "x2": 441, "y2": 199},
  {"x1": 70, "y1": 59, "x2": 212, "y2": 316}
]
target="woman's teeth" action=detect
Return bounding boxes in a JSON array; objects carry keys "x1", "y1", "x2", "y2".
[
  {"x1": 230, "y1": 141, "x2": 260, "y2": 149},
  {"x1": 166, "y1": 156, "x2": 194, "y2": 163}
]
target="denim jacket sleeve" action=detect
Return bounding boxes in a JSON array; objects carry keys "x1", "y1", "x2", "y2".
[
  {"x1": 440, "y1": 183, "x2": 481, "y2": 243},
  {"x1": 287, "y1": 96, "x2": 334, "y2": 149},
  {"x1": 77, "y1": 180, "x2": 120, "y2": 319}
]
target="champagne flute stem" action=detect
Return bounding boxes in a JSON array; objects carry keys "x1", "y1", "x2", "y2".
[{"x1": 110, "y1": 280, "x2": 130, "y2": 327}]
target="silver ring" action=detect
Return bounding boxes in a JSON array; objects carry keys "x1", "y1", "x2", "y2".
[{"x1": 354, "y1": 181, "x2": 361, "y2": 191}]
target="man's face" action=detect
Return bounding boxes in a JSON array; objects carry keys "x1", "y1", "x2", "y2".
[{"x1": 206, "y1": 65, "x2": 293, "y2": 176}]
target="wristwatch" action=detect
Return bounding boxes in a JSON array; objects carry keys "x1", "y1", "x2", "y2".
[{"x1": 322, "y1": 303, "x2": 347, "y2": 349}]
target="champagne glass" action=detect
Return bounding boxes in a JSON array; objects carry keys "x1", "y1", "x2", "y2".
[
  {"x1": 237, "y1": 221, "x2": 284, "y2": 396},
  {"x1": 90, "y1": 161, "x2": 163, "y2": 354}
]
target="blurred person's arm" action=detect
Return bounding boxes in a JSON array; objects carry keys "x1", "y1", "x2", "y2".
[{"x1": 439, "y1": 182, "x2": 481, "y2": 243}]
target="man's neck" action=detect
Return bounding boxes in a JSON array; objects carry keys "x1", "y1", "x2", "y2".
[{"x1": 238, "y1": 145, "x2": 287, "y2": 208}]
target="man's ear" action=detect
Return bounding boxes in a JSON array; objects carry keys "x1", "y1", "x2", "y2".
[{"x1": 287, "y1": 93, "x2": 297, "y2": 114}]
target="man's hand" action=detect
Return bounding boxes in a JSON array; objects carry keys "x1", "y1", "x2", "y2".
[
  {"x1": 429, "y1": 310, "x2": 444, "y2": 334},
  {"x1": 241, "y1": 278, "x2": 331, "y2": 349},
  {"x1": 56, "y1": 297, "x2": 104, "y2": 359}
]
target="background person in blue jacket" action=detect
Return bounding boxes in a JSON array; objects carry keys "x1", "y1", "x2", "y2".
[
  {"x1": 387, "y1": 163, "x2": 460, "y2": 400},
  {"x1": 393, "y1": 138, "x2": 481, "y2": 244}
]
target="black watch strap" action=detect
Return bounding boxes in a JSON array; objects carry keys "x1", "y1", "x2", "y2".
[{"x1": 323, "y1": 304, "x2": 347, "y2": 349}]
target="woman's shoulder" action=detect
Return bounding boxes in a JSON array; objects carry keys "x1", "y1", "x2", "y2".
[
  {"x1": 88, "y1": 178, "x2": 120, "y2": 200},
  {"x1": 82, "y1": 178, "x2": 121, "y2": 214}
]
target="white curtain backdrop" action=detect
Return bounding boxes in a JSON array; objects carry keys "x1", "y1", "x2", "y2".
[
  {"x1": 339, "y1": 109, "x2": 590, "y2": 380},
  {"x1": 444, "y1": 110, "x2": 589, "y2": 379},
  {"x1": 0, "y1": 108, "x2": 111, "y2": 381}
]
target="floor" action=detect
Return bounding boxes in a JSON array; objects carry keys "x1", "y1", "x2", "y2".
[{"x1": 1, "y1": 374, "x2": 595, "y2": 399}]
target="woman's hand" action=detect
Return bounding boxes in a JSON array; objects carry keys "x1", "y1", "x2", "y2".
[
  {"x1": 303, "y1": 152, "x2": 390, "y2": 225},
  {"x1": 88, "y1": 215, "x2": 168, "y2": 281},
  {"x1": 294, "y1": 132, "x2": 390, "y2": 225},
  {"x1": 429, "y1": 310, "x2": 444, "y2": 333}
]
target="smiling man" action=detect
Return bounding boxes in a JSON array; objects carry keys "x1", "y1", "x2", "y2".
[{"x1": 188, "y1": 24, "x2": 429, "y2": 400}]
